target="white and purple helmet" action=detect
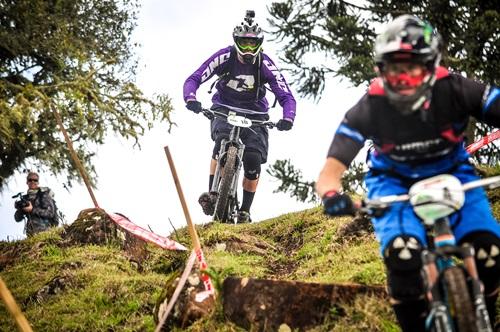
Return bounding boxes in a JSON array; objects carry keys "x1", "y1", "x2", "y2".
[{"x1": 233, "y1": 10, "x2": 264, "y2": 64}]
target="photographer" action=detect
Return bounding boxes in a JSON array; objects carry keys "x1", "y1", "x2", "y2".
[{"x1": 14, "y1": 172, "x2": 57, "y2": 237}]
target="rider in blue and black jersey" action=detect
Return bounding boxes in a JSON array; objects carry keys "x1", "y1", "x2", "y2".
[{"x1": 316, "y1": 15, "x2": 500, "y2": 331}]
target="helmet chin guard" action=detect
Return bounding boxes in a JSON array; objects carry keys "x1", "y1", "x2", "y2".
[
  {"x1": 374, "y1": 15, "x2": 442, "y2": 115},
  {"x1": 384, "y1": 71, "x2": 437, "y2": 115}
]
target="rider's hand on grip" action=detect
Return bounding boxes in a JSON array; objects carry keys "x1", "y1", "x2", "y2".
[
  {"x1": 276, "y1": 118, "x2": 293, "y2": 131},
  {"x1": 322, "y1": 190, "x2": 356, "y2": 216},
  {"x1": 186, "y1": 100, "x2": 202, "y2": 114}
]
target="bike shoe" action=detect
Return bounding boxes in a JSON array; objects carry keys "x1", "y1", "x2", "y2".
[
  {"x1": 198, "y1": 192, "x2": 217, "y2": 216},
  {"x1": 237, "y1": 210, "x2": 252, "y2": 224}
]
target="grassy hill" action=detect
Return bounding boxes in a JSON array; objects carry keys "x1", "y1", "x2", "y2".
[{"x1": 1, "y1": 169, "x2": 499, "y2": 331}]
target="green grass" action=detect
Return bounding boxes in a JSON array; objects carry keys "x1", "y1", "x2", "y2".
[{"x1": 3, "y1": 167, "x2": 499, "y2": 332}]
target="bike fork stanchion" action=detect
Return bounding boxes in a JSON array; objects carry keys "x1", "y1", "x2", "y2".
[
  {"x1": 423, "y1": 251, "x2": 453, "y2": 331},
  {"x1": 461, "y1": 246, "x2": 494, "y2": 332}
]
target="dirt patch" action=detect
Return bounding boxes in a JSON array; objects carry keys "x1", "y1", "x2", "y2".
[
  {"x1": 23, "y1": 272, "x2": 77, "y2": 307},
  {"x1": 223, "y1": 235, "x2": 276, "y2": 256},
  {"x1": 0, "y1": 243, "x2": 26, "y2": 271},
  {"x1": 336, "y1": 213, "x2": 374, "y2": 241},
  {"x1": 266, "y1": 259, "x2": 299, "y2": 279}
]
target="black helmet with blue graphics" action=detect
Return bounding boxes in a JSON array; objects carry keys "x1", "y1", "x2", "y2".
[
  {"x1": 374, "y1": 15, "x2": 442, "y2": 114},
  {"x1": 233, "y1": 10, "x2": 264, "y2": 64}
]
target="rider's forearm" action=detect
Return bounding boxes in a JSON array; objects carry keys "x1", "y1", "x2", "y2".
[{"x1": 316, "y1": 157, "x2": 347, "y2": 198}]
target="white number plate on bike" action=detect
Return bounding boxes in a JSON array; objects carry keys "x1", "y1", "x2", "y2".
[
  {"x1": 409, "y1": 174, "x2": 465, "y2": 225},
  {"x1": 227, "y1": 112, "x2": 252, "y2": 128}
]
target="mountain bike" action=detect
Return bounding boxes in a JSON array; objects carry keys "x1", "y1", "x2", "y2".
[
  {"x1": 201, "y1": 107, "x2": 276, "y2": 223},
  {"x1": 360, "y1": 174, "x2": 500, "y2": 332}
]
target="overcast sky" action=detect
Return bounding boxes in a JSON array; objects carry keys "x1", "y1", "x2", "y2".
[{"x1": 0, "y1": 0, "x2": 366, "y2": 241}]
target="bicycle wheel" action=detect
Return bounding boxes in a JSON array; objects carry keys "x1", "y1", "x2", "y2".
[
  {"x1": 441, "y1": 266, "x2": 478, "y2": 332},
  {"x1": 213, "y1": 146, "x2": 238, "y2": 222}
]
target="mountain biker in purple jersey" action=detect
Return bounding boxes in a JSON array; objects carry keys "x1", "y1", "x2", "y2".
[
  {"x1": 183, "y1": 10, "x2": 296, "y2": 223},
  {"x1": 315, "y1": 15, "x2": 500, "y2": 331}
]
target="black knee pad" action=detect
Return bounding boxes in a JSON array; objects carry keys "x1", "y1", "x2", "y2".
[
  {"x1": 243, "y1": 150, "x2": 261, "y2": 180},
  {"x1": 384, "y1": 236, "x2": 425, "y2": 301},
  {"x1": 460, "y1": 231, "x2": 500, "y2": 294}
]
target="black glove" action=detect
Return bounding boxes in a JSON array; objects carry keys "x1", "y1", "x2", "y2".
[
  {"x1": 276, "y1": 118, "x2": 293, "y2": 131},
  {"x1": 322, "y1": 190, "x2": 356, "y2": 216},
  {"x1": 186, "y1": 100, "x2": 202, "y2": 114}
]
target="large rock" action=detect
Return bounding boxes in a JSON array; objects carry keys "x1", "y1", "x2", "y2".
[{"x1": 223, "y1": 277, "x2": 387, "y2": 332}]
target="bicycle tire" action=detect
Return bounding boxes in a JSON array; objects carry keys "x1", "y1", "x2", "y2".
[
  {"x1": 441, "y1": 266, "x2": 478, "y2": 332},
  {"x1": 213, "y1": 146, "x2": 238, "y2": 222}
]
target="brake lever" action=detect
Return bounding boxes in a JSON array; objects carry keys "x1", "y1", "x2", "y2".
[
  {"x1": 265, "y1": 122, "x2": 276, "y2": 129},
  {"x1": 360, "y1": 201, "x2": 389, "y2": 218},
  {"x1": 202, "y1": 109, "x2": 214, "y2": 120}
]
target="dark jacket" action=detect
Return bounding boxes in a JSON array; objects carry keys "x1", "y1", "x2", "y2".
[{"x1": 14, "y1": 187, "x2": 56, "y2": 236}]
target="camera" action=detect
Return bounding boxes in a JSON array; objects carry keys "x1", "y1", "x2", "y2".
[
  {"x1": 12, "y1": 192, "x2": 30, "y2": 210},
  {"x1": 244, "y1": 10, "x2": 255, "y2": 24}
]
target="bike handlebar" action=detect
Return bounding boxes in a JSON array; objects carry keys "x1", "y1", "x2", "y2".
[
  {"x1": 361, "y1": 175, "x2": 500, "y2": 213},
  {"x1": 201, "y1": 108, "x2": 277, "y2": 129}
]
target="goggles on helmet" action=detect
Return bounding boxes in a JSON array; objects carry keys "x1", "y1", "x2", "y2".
[
  {"x1": 236, "y1": 37, "x2": 260, "y2": 52},
  {"x1": 384, "y1": 62, "x2": 427, "y2": 85}
]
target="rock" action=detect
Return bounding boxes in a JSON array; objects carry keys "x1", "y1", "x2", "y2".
[{"x1": 223, "y1": 277, "x2": 387, "y2": 331}]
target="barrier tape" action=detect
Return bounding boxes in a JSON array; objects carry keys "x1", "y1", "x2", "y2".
[
  {"x1": 195, "y1": 248, "x2": 215, "y2": 295},
  {"x1": 466, "y1": 130, "x2": 500, "y2": 154},
  {"x1": 107, "y1": 212, "x2": 187, "y2": 251}
]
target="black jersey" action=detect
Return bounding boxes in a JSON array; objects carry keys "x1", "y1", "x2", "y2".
[{"x1": 328, "y1": 67, "x2": 500, "y2": 168}]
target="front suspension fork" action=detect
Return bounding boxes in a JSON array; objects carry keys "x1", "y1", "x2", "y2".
[
  {"x1": 422, "y1": 247, "x2": 492, "y2": 331},
  {"x1": 422, "y1": 251, "x2": 453, "y2": 331}
]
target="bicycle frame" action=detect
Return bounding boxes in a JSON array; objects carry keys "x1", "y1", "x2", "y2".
[
  {"x1": 362, "y1": 174, "x2": 500, "y2": 332},
  {"x1": 422, "y1": 217, "x2": 490, "y2": 331},
  {"x1": 210, "y1": 123, "x2": 245, "y2": 222},
  {"x1": 203, "y1": 108, "x2": 275, "y2": 223}
]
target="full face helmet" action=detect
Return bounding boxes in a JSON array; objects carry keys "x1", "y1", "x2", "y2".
[
  {"x1": 233, "y1": 10, "x2": 264, "y2": 64},
  {"x1": 374, "y1": 15, "x2": 442, "y2": 114}
]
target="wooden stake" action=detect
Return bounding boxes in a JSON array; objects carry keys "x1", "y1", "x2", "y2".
[
  {"x1": 154, "y1": 250, "x2": 196, "y2": 332},
  {"x1": 164, "y1": 146, "x2": 201, "y2": 250},
  {"x1": 51, "y1": 104, "x2": 100, "y2": 208},
  {"x1": 164, "y1": 146, "x2": 214, "y2": 294},
  {"x1": 0, "y1": 276, "x2": 33, "y2": 332}
]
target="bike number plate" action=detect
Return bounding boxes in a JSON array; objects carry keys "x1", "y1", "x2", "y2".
[
  {"x1": 227, "y1": 112, "x2": 252, "y2": 128},
  {"x1": 409, "y1": 174, "x2": 465, "y2": 224}
]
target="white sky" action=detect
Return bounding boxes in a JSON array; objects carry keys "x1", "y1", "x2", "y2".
[{"x1": 0, "y1": 0, "x2": 365, "y2": 241}]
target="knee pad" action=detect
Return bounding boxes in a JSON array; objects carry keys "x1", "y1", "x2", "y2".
[
  {"x1": 460, "y1": 231, "x2": 500, "y2": 294},
  {"x1": 384, "y1": 236, "x2": 425, "y2": 301},
  {"x1": 243, "y1": 150, "x2": 261, "y2": 180}
]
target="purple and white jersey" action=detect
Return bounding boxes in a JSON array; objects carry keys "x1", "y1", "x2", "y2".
[{"x1": 183, "y1": 46, "x2": 296, "y2": 120}]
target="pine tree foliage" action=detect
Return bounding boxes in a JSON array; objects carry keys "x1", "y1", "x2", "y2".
[
  {"x1": 266, "y1": 1, "x2": 499, "y2": 199},
  {"x1": 267, "y1": 159, "x2": 318, "y2": 203},
  {"x1": 268, "y1": 0, "x2": 500, "y2": 162},
  {"x1": 0, "y1": 0, "x2": 174, "y2": 188},
  {"x1": 266, "y1": 159, "x2": 366, "y2": 203}
]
